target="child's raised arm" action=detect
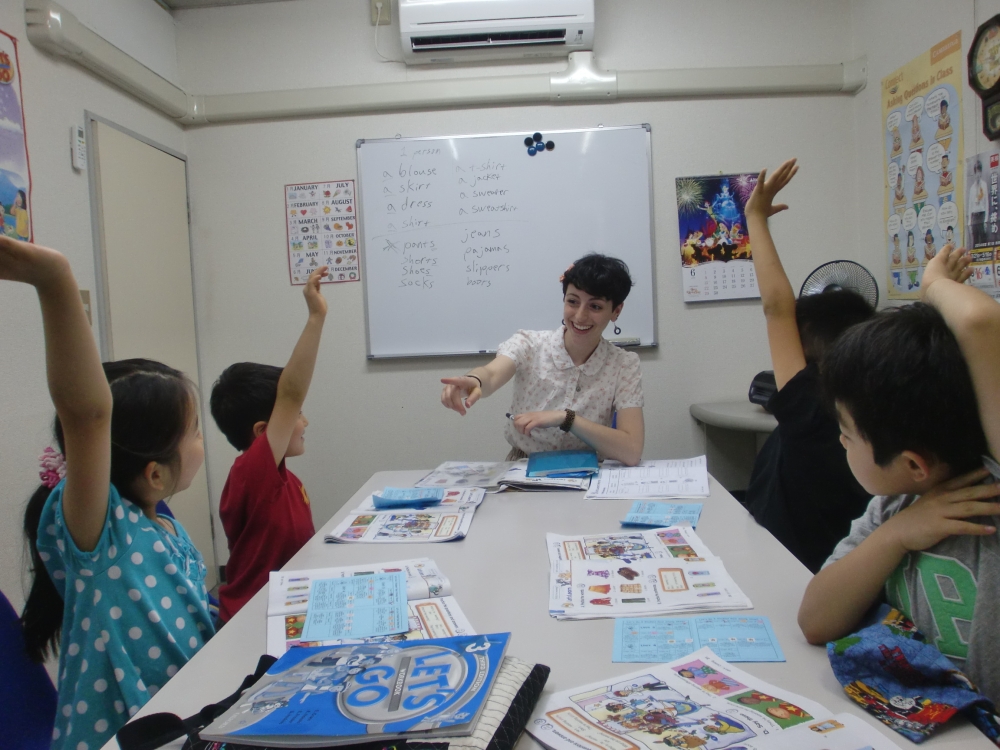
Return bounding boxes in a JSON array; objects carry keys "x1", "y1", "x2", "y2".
[
  {"x1": 266, "y1": 265, "x2": 328, "y2": 465},
  {"x1": 0, "y1": 237, "x2": 111, "y2": 550},
  {"x1": 745, "y1": 159, "x2": 806, "y2": 389},
  {"x1": 923, "y1": 244, "x2": 1000, "y2": 459}
]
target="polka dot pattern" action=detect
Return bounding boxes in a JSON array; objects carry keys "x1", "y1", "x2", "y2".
[
  {"x1": 34, "y1": 481, "x2": 214, "y2": 750},
  {"x1": 497, "y1": 328, "x2": 643, "y2": 456}
]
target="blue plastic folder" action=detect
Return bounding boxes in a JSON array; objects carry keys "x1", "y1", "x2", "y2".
[
  {"x1": 526, "y1": 449, "x2": 599, "y2": 478},
  {"x1": 372, "y1": 487, "x2": 445, "y2": 509},
  {"x1": 613, "y1": 615, "x2": 785, "y2": 663}
]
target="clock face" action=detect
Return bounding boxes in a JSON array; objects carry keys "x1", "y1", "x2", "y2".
[{"x1": 973, "y1": 23, "x2": 1000, "y2": 92}]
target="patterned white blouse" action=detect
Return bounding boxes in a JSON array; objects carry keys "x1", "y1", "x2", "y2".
[{"x1": 497, "y1": 328, "x2": 644, "y2": 456}]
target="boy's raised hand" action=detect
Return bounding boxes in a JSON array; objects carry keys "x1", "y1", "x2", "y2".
[
  {"x1": 745, "y1": 158, "x2": 799, "y2": 219},
  {"x1": 303, "y1": 266, "x2": 329, "y2": 317},
  {"x1": 922, "y1": 243, "x2": 972, "y2": 295},
  {"x1": 0, "y1": 236, "x2": 71, "y2": 288},
  {"x1": 884, "y1": 467, "x2": 1000, "y2": 553}
]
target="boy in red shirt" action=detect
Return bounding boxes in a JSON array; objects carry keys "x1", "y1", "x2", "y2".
[{"x1": 209, "y1": 266, "x2": 328, "y2": 622}]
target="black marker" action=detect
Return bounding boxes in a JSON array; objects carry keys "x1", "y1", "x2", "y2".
[{"x1": 506, "y1": 413, "x2": 515, "y2": 420}]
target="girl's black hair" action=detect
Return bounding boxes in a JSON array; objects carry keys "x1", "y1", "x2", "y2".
[{"x1": 21, "y1": 359, "x2": 195, "y2": 663}]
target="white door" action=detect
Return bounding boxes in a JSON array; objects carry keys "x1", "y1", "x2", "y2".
[{"x1": 89, "y1": 118, "x2": 217, "y2": 588}]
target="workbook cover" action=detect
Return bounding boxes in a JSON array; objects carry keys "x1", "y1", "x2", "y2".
[{"x1": 201, "y1": 633, "x2": 511, "y2": 747}]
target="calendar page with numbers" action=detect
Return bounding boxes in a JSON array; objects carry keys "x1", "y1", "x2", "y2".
[{"x1": 676, "y1": 172, "x2": 761, "y2": 302}]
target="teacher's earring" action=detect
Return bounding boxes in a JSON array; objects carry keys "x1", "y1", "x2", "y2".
[{"x1": 614, "y1": 323, "x2": 622, "y2": 335}]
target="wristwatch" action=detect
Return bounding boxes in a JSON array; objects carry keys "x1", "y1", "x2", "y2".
[{"x1": 559, "y1": 409, "x2": 576, "y2": 432}]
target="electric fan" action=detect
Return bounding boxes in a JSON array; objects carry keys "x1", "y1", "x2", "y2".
[{"x1": 799, "y1": 260, "x2": 879, "y2": 308}]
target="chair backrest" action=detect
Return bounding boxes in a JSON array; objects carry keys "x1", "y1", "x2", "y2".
[{"x1": 0, "y1": 589, "x2": 58, "y2": 750}]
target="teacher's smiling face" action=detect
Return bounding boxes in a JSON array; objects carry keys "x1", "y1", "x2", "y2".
[{"x1": 563, "y1": 284, "x2": 622, "y2": 344}]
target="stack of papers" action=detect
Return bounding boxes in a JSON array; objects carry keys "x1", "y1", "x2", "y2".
[
  {"x1": 585, "y1": 456, "x2": 710, "y2": 499},
  {"x1": 266, "y1": 558, "x2": 474, "y2": 656},
  {"x1": 416, "y1": 460, "x2": 591, "y2": 492},
  {"x1": 527, "y1": 647, "x2": 902, "y2": 750},
  {"x1": 546, "y1": 526, "x2": 751, "y2": 620}
]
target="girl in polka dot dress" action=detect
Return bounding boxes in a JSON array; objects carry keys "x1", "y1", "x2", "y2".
[{"x1": 5, "y1": 236, "x2": 215, "y2": 750}]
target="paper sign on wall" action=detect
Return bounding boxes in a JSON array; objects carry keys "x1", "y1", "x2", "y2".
[
  {"x1": 285, "y1": 180, "x2": 360, "y2": 285},
  {"x1": 675, "y1": 173, "x2": 759, "y2": 302},
  {"x1": 0, "y1": 29, "x2": 32, "y2": 242},
  {"x1": 882, "y1": 32, "x2": 964, "y2": 300},
  {"x1": 964, "y1": 149, "x2": 1000, "y2": 299}
]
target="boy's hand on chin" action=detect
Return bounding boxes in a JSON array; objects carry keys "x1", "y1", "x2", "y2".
[{"x1": 883, "y1": 467, "x2": 1000, "y2": 552}]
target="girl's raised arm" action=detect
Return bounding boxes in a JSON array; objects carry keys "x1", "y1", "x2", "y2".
[{"x1": 0, "y1": 237, "x2": 111, "y2": 550}]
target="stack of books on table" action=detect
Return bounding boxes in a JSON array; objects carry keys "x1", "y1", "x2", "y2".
[
  {"x1": 201, "y1": 632, "x2": 552, "y2": 750},
  {"x1": 414, "y1": 459, "x2": 593, "y2": 492},
  {"x1": 546, "y1": 525, "x2": 751, "y2": 620}
]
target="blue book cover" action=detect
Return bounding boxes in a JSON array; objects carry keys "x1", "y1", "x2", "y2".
[
  {"x1": 526, "y1": 449, "x2": 599, "y2": 477},
  {"x1": 201, "y1": 633, "x2": 511, "y2": 746}
]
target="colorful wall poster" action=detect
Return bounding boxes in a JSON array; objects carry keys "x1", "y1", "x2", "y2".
[
  {"x1": 964, "y1": 149, "x2": 1000, "y2": 299},
  {"x1": 675, "y1": 173, "x2": 759, "y2": 302},
  {"x1": 882, "y1": 32, "x2": 964, "y2": 299},
  {"x1": 0, "y1": 30, "x2": 32, "y2": 242},
  {"x1": 285, "y1": 179, "x2": 359, "y2": 285}
]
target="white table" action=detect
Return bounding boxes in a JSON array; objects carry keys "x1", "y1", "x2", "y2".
[{"x1": 102, "y1": 471, "x2": 991, "y2": 748}]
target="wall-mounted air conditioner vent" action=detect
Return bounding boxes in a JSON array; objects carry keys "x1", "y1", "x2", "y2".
[{"x1": 399, "y1": 0, "x2": 594, "y2": 65}]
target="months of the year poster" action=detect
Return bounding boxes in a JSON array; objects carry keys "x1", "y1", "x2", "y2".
[
  {"x1": 675, "y1": 173, "x2": 760, "y2": 302},
  {"x1": 285, "y1": 179, "x2": 360, "y2": 285}
]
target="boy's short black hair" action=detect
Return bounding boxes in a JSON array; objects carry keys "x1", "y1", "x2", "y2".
[
  {"x1": 795, "y1": 289, "x2": 874, "y2": 363},
  {"x1": 210, "y1": 362, "x2": 283, "y2": 451},
  {"x1": 822, "y1": 303, "x2": 987, "y2": 472},
  {"x1": 562, "y1": 254, "x2": 634, "y2": 308}
]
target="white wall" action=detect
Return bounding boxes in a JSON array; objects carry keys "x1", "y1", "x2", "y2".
[
  {"x1": 0, "y1": 3, "x2": 185, "y2": 613},
  {"x1": 173, "y1": 0, "x2": 858, "y2": 556}
]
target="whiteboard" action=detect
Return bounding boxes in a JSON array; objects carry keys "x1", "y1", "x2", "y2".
[{"x1": 357, "y1": 125, "x2": 656, "y2": 358}]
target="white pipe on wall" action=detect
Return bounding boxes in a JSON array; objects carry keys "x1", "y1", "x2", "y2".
[{"x1": 25, "y1": 0, "x2": 866, "y2": 126}]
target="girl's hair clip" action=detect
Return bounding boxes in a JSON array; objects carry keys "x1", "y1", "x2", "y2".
[{"x1": 39, "y1": 446, "x2": 66, "y2": 489}]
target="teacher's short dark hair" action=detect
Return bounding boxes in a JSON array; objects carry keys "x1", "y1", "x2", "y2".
[{"x1": 562, "y1": 254, "x2": 634, "y2": 308}]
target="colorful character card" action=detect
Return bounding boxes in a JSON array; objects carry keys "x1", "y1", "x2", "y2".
[
  {"x1": 285, "y1": 179, "x2": 359, "y2": 285},
  {"x1": 0, "y1": 30, "x2": 32, "y2": 242},
  {"x1": 882, "y1": 33, "x2": 964, "y2": 299},
  {"x1": 528, "y1": 647, "x2": 832, "y2": 750},
  {"x1": 676, "y1": 173, "x2": 759, "y2": 302}
]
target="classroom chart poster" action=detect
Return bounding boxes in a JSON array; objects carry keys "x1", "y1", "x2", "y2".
[
  {"x1": 0, "y1": 30, "x2": 32, "y2": 242},
  {"x1": 882, "y1": 32, "x2": 964, "y2": 300},
  {"x1": 285, "y1": 179, "x2": 359, "y2": 285},
  {"x1": 676, "y1": 172, "x2": 759, "y2": 302},
  {"x1": 964, "y1": 149, "x2": 1000, "y2": 299}
]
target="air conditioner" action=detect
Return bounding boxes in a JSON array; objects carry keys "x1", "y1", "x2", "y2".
[{"x1": 399, "y1": 0, "x2": 594, "y2": 65}]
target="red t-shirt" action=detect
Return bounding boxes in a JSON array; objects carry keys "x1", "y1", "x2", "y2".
[{"x1": 218, "y1": 433, "x2": 315, "y2": 622}]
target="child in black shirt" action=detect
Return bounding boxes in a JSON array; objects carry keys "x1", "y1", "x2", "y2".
[{"x1": 741, "y1": 159, "x2": 874, "y2": 572}]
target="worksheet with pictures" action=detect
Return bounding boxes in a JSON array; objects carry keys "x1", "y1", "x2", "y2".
[
  {"x1": 676, "y1": 173, "x2": 759, "y2": 302},
  {"x1": 285, "y1": 180, "x2": 360, "y2": 285}
]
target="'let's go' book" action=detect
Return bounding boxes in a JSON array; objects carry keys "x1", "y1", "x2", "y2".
[{"x1": 200, "y1": 633, "x2": 511, "y2": 747}]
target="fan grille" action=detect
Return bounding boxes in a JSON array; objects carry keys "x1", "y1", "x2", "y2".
[{"x1": 799, "y1": 260, "x2": 879, "y2": 307}]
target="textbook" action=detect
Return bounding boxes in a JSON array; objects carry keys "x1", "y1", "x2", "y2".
[
  {"x1": 415, "y1": 460, "x2": 590, "y2": 492},
  {"x1": 526, "y1": 449, "x2": 599, "y2": 477},
  {"x1": 325, "y1": 508, "x2": 476, "y2": 543},
  {"x1": 200, "y1": 633, "x2": 511, "y2": 747},
  {"x1": 527, "y1": 647, "x2": 901, "y2": 750},
  {"x1": 266, "y1": 559, "x2": 475, "y2": 656},
  {"x1": 546, "y1": 526, "x2": 751, "y2": 619}
]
